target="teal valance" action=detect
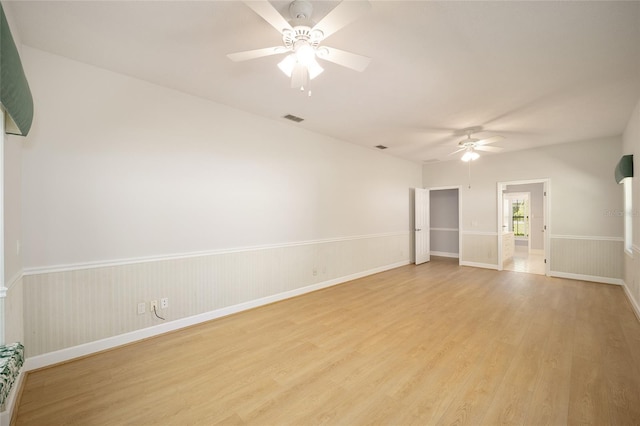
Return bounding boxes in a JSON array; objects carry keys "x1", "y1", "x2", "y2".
[
  {"x1": 0, "y1": 3, "x2": 33, "y2": 136},
  {"x1": 615, "y1": 155, "x2": 633, "y2": 184}
]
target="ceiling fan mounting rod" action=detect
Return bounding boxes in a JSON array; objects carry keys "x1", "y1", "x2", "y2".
[{"x1": 289, "y1": 0, "x2": 313, "y2": 21}]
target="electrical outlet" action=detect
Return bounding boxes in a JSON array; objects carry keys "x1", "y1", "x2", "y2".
[
  {"x1": 137, "y1": 302, "x2": 145, "y2": 315},
  {"x1": 150, "y1": 300, "x2": 158, "y2": 312},
  {"x1": 312, "y1": 268, "x2": 318, "y2": 276},
  {"x1": 160, "y1": 298, "x2": 169, "y2": 309}
]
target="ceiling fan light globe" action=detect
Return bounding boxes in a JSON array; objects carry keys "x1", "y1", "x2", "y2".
[
  {"x1": 461, "y1": 151, "x2": 479, "y2": 162},
  {"x1": 277, "y1": 54, "x2": 296, "y2": 77},
  {"x1": 291, "y1": 63, "x2": 309, "y2": 89},
  {"x1": 307, "y1": 58, "x2": 324, "y2": 79},
  {"x1": 295, "y1": 42, "x2": 316, "y2": 66}
]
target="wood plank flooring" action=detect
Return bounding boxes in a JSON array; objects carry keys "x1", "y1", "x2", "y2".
[{"x1": 15, "y1": 258, "x2": 640, "y2": 425}]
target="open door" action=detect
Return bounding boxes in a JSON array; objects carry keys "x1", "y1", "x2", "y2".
[{"x1": 414, "y1": 188, "x2": 430, "y2": 265}]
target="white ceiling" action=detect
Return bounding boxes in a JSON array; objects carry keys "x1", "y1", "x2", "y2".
[{"x1": 8, "y1": 0, "x2": 640, "y2": 163}]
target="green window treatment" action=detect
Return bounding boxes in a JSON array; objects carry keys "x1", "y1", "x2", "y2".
[
  {"x1": 615, "y1": 155, "x2": 633, "y2": 184},
  {"x1": 0, "y1": 3, "x2": 33, "y2": 136}
]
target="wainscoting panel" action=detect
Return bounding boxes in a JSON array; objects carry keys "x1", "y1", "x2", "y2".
[
  {"x1": 460, "y1": 232, "x2": 498, "y2": 266},
  {"x1": 430, "y1": 229, "x2": 459, "y2": 258},
  {"x1": 624, "y1": 246, "x2": 640, "y2": 319},
  {"x1": 550, "y1": 236, "x2": 623, "y2": 279},
  {"x1": 4, "y1": 275, "x2": 24, "y2": 346},
  {"x1": 23, "y1": 233, "x2": 409, "y2": 358}
]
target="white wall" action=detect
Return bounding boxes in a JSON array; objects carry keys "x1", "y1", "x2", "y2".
[
  {"x1": 1, "y1": 6, "x2": 27, "y2": 422},
  {"x1": 4, "y1": 137, "x2": 23, "y2": 346},
  {"x1": 623, "y1": 97, "x2": 640, "y2": 317},
  {"x1": 19, "y1": 47, "x2": 422, "y2": 358},
  {"x1": 22, "y1": 48, "x2": 419, "y2": 269},
  {"x1": 2, "y1": 0, "x2": 25, "y2": 347},
  {"x1": 5, "y1": 138, "x2": 22, "y2": 286},
  {"x1": 423, "y1": 137, "x2": 623, "y2": 279}
]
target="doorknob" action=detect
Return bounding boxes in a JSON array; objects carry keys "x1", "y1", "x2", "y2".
[{"x1": 415, "y1": 228, "x2": 422, "y2": 231}]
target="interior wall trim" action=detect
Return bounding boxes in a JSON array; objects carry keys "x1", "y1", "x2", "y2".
[
  {"x1": 459, "y1": 261, "x2": 498, "y2": 270},
  {"x1": 430, "y1": 251, "x2": 459, "y2": 258},
  {"x1": 23, "y1": 231, "x2": 409, "y2": 276},
  {"x1": 460, "y1": 231, "x2": 498, "y2": 236},
  {"x1": 550, "y1": 234, "x2": 623, "y2": 242},
  {"x1": 622, "y1": 280, "x2": 640, "y2": 322},
  {"x1": 22, "y1": 259, "x2": 410, "y2": 371},
  {"x1": 548, "y1": 270, "x2": 623, "y2": 285},
  {"x1": 5, "y1": 271, "x2": 22, "y2": 292}
]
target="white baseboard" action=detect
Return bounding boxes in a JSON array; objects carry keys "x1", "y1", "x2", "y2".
[
  {"x1": 622, "y1": 281, "x2": 640, "y2": 322},
  {"x1": 431, "y1": 251, "x2": 459, "y2": 259},
  {"x1": 0, "y1": 368, "x2": 25, "y2": 426},
  {"x1": 23, "y1": 260, "x2": 409, "y2": 372},
  {"x1": 460, "y1": 261, "x2": 498, "y2": 270},
  {"x1": 549, "y1": 270, "x2": 623, "y2": 286}
]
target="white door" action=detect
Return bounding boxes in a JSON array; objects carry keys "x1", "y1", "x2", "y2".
[{"x1": 415, "y1": 188, "x2": 430, "y2": 265}]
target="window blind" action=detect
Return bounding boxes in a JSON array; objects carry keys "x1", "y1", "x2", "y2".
[
  {"x1": 615, "y1": 155, "x2": 633, "y2": 184},
  {"x1": 0, "y1": 3, "x2": 33, "y2": 136}
]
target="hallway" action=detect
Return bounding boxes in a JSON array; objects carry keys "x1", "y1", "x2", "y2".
[{"x1": 504, "y1": 245, "x2": 546, "y2": 275}]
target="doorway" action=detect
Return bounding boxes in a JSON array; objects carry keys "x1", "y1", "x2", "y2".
[
  {"x1": 497, "y1": 179, "x2": 549, "y2": 275},
  {"x1": 430, "y1": 188, "x2": 460, "y2": 260},
  {"x1": 414, "y1": 187, "x2": 461, "y2": 265}
]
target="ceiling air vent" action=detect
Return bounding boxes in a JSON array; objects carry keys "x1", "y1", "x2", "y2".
[
  {"x1": 423, "y1": 158, "x2": 439, "y2": 163},
  {"x1": 283, "y1": 114, "x2": 304, "y2": 123},
  {"x1": 375, "y1": 145, "x2": 388, "y2": 150}
]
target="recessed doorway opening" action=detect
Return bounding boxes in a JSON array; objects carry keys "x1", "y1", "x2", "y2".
[{"x1": 497, "y1": 179, "x2": 550, "y2": 276}]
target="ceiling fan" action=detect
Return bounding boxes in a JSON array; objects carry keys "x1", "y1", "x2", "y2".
[
  {"x1": 227, "y1": 0, "x2": 372, "y2": 92},
  {"x1": 449, "y1": 130, "x2": 504, "y2": 162}
]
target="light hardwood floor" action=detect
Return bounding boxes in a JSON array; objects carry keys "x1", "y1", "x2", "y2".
[
  {"x1": 503, "y1": 246, "x2": 546, "y2": 275},
  {"x1": 15, "y1": 258, "x2": 640, "y2": 425}
]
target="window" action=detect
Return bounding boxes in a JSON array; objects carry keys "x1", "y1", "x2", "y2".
[
  {"x1": 503, "y1": 193, "x2": 529, "y2": 238},
  {"x1": 624, "y1": 177, "x2": 633, "y2": 255},
  {"x1": 512, "y1": 200, "x2": 528, "y2": 237}
]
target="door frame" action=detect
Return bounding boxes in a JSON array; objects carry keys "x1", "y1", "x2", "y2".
[
  {"x1": 497, "y1": 178, "x2": 550, "y2": 275},
  {"x1": 426, "y1": 186, "x2": 462, "y2": 265},
  {"x1": 414, "y1": 188, "x2": 430, "y2": 265}
]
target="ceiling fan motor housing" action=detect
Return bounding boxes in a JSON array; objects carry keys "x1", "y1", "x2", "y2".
[
  {"x1": 459, "y1": 138, "x2": 479, "y2": 148},
  {"x1": 283, "y1": 26, "x2": 323, "y2": 50}
]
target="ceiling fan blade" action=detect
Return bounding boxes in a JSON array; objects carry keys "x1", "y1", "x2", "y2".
[
  {"x1": 227, "y1": 46, "x2": 287, "y2": 62},
  {"x1": 317, "y1": 47, "x2": 371, "y2": 72},
  {"x1": 475, "y1": 145, "x2": 503, "y2": 153},
  {"x1": 475, "y1": 135, "x2": 504, "y2": 146},
  {"x1": 312, "y1": 0, "x2": 371, "y2": 40},
  {"x1": 448, "y1": 147, "x2": 466, "y2": 156},
  {"x1": 243, "y1": 1, "x2": 292, "y2": 33}
]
